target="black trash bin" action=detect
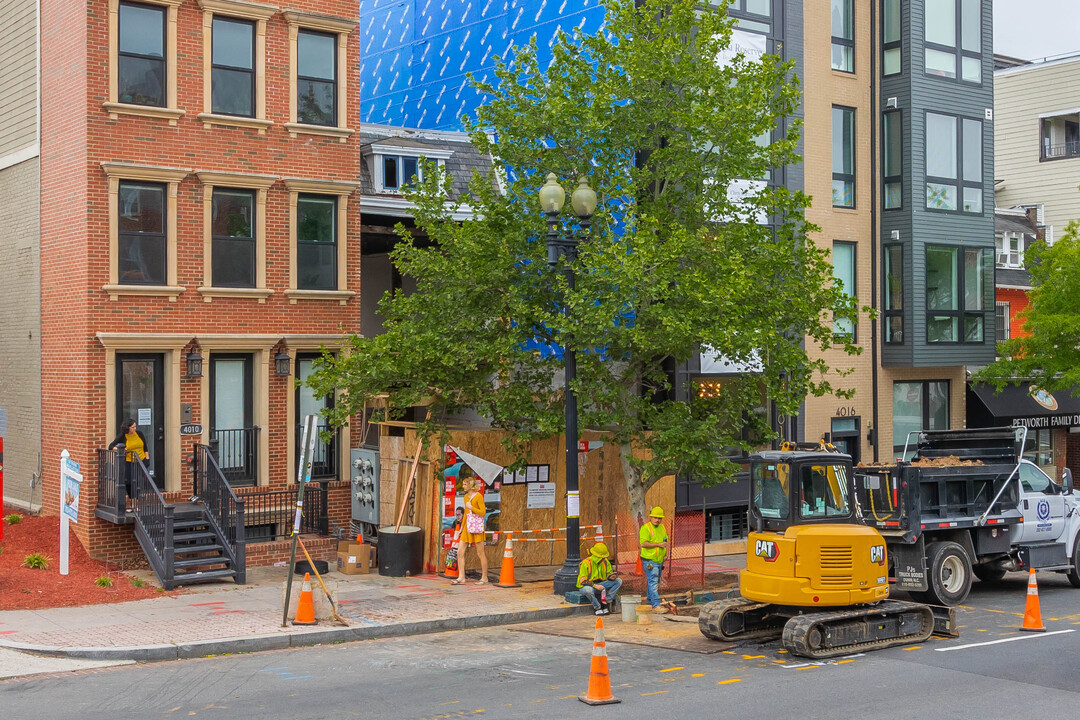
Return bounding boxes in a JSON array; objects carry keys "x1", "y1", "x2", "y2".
[{"x1": 377, "y1": 525, "x2": 424, "y2": 577}]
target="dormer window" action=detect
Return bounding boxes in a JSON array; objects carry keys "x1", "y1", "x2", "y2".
[{"x1": 383, "y1": 155, "x2": 420, "y2": 191}]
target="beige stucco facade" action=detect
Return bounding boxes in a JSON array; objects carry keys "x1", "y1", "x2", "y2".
[{"x1": 995, "y1": 56, "x2": 1080, "y2": 240}]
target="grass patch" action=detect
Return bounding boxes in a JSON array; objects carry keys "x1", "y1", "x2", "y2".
[
  {"x1": 22, "y1": 553, "x2": 51, "y2": 570},
  {"x1": 5, "y1": 513, "x2": 23, "y2": 525},
  {"x1": 129, "y1": 577, "x2": 146, "y2": 588},
  {"x1": 95, "y1": 576, "x2": 114, "y2": 588}
]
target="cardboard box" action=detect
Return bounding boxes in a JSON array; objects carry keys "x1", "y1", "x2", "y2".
[
  {"x1": 337, "y1": 550, "x2": 369, "y2": 575},
  {"x1": 338, "y1": 539, "x2": 365, "y2": 556}
]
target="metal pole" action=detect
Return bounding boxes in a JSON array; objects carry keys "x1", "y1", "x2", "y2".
[
  {"x1": 282, "y1": 414, "x2": 318, "y2": 627},
  {"x1": 552, "y1": 229, "x2": 581, "y2": 596}
]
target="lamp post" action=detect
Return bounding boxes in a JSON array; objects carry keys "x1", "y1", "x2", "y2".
[{"x1": 539, "y1": 173, "x2": 597, "y2": 595}]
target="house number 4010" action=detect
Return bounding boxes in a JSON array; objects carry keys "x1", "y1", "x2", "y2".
[{"x1": 835, "y1": 407, "x2": 856, "y2": 417}]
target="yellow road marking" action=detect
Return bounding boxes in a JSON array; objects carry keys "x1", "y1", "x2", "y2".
[
  {"x1": 977, "y1": 629, "x2": 987, "y2": 632},
  {"x1": 742, "y1": 654, "x2": 766, "y2": 659},
  {"x1": 718, "y1": 679, "x2": 742, "y2": 685},
  {"x1": 722, "y1": 650, "x2": 736, "y2": 655},
  {"x1": 558, "y1": 695, "x2": 577, "y2": 700},
  {"x1": 641, "y1": 691, "x2": 668, "y2": 696},
  {"x1": 777, "y1": 649, "x2": 788, "y2": 653},
  {"x1": 834, "y1": 659, "x2": 855, "y2": 664},
  {"x1": 903, "y1": 646, "x2": 922, "y2": 651},
  {"x1": 660, "y1": 667, "x2": 684, "y2": 672},
  {"x1": 797, "y1": 666, "x2": 819, "y2": 671},
  {"x1": 692, "y1": 673, "x2": 705, "y2": 677},
  {"x1": 985, "y1": 609, "x2": 1005, "y2": 614},
  {"x1": 772, "y1": 660, "x2": 787, "y2": 665},
  {"x1": 440, "y1": 701, "x2": 461, "y2": 705}
]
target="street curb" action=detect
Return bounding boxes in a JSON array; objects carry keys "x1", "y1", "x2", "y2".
[{"x1": 0, "y1": 604, "x2": 595, "y2": 663}]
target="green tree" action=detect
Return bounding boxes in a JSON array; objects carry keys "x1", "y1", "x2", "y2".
[
  {"x1": 975, "y1": 215, "x2": 1080, "y2": 394},
  {"x1": 307, "y1": 0, "x2": 859, "y2": 522}
]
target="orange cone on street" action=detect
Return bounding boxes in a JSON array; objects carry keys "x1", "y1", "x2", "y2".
[
  {"x1": 579, "y1": 617, "x2": 620, "y2": 706},
  {"x1": 1020, "y1": 567, "x2": 1046, "y2": 632},
  {"x1": 292, "y1": 572, "x2": 317, "y2": 626},
  {"x1": 495, "y1": 532, "x2": 521, "y2": 588}
]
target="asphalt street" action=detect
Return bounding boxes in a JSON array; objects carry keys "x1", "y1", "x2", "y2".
[{"x1": 3, "y1": 571, "x2": 1079, "y2": 720}]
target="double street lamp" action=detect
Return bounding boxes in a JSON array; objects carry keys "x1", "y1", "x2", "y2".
[{"x1": 538, "y1": 173, "x2": 598, "y2": 596}]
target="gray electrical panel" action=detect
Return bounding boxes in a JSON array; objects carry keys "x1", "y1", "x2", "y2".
[{"x1": 350, "y1": 448, "x2": 380, "y2": 527}]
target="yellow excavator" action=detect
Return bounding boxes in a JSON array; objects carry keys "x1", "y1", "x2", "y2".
[{"x1": 699, "y1": 443, "x2": 952, "y2": 658}]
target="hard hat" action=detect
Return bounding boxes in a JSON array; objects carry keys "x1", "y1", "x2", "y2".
[
  {"x1": 590, "y1": 542, "x2": 610, "y2": 559},
  {"x1": 649, "y1": 506, "x2": 665, "y2": 519}
]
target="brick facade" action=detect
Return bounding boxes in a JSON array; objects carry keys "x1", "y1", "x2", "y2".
[{"x1": 39, "y1": 0, "x2": 362, "y2": 560}]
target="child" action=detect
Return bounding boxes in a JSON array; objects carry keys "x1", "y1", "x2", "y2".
[{"x1": 445, "y1": 507, "x2": 465, "y2": 575}]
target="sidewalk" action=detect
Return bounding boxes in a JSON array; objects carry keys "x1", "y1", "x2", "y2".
[{"x1": 0, "y1": 555, "x2": 744, "y2": 665}]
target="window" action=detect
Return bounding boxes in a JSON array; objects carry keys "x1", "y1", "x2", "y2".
[
  {"x1": 926, "y1": 112, "x2": 983, "y2": 214},
  {"x1": 118, "y1": 181, "x2": 166, "y2": 285},
  {"x1": 102, "y1": 162, "x2": 187, "y2": 300},
  {"x1": 893, "y1": 381, "x2": 949, "y2": 459},
  {"x1": 382, "y1": 155, "x2": 420, "y2": 191},
  {"x1": 924, "y1": 0, "x2": 981, "y2": 83},
  {"x1": 284, "y1": 178, "x2": 357, "y2": 303},
  {"x1": 799, "y1": 464, "x2": 851, "y2": 519},
  {"x1": 1023, "y1": 429, "x2": 1054, "y2": 468},
  {"x1": 831, "y1": 0, "x2": 854, "y2": 72},
  {"x1": 832, "y1": 241, "x2": 856, "y2": 341},
  {"x1": 1040, "y1": 112, "x2": 1080, "y2": 161},
  {"x1": 211, "y1": 189, "x2": 255, "y2": 287},
  {"x1": 297, "y1": 30, "x2": 336, "y2": 126},
  {"x1": 118, "y1": 2, "x2": 165, "y2": 107},
  {"x1": 995, "y1": 302, "x2": 1010, "y2": 344},
  {"x1": 285, "y1": 11, "x2": 356, "y2": 140},
  {"x1": 106, "y1": 0, "x2": 182, "y2": 123},
  {"x1": 883, "y1": 0, "x2": 901, "y2": 75},
  {"x1": 211, "y1": 17, "x2": 254, "y2": 117},
  {"x1": 724, "y1": 0, "x2": 771, "y2": 33},
  {"x1": 883, "y1": 111, "x2": 902, "y2": 209},
  {"x1": 996, "y1": 232, "x2": 1024, "y2": 268},
  {"x1": 884, "y1": 244, "x2": 903, "y2": 343},
  {"x1": 297, "y1": 195, "x2": 337, "y2": 290},
  {"x1": 925, "y1": 246, "x2": 990, "y2": 343},
  {"x1": 832, "y1": 106, "x2": 855, "y2": 208}
]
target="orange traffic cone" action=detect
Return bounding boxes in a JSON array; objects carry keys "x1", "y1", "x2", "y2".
[
  {"x1": 579, "y1": 617, "x2": 620, "y2": 706},
  {"x1": 495, "y1": 533, "x2": 521, "y2": 588},
  {"x1": 635, "y1": 555, "x2": 643, "y2": 575},
  {"x1": 1020, "y1": 568, "x2": 1046, "y2": 632},
  {"x1": 292, "y1": 572, "x2": 317, "y2": 626},
  {"x1": 594, "y1": 520, "x2": 604, "y2": 544}
]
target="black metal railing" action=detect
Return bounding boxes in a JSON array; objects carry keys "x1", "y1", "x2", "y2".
[
  {"x1": 1041, "y1": 140, "x2": 1080, "y2": 160},
  {"x1": 240, "y1": 484, "x2": 329, "y2": 541},
  {"x1": 129, "y1": 455, "x2": 175, "y2": 585},
  {"x1": 194, "y1": 444, "x2": 246, "y2": 583},
  {"x1": 96, "y1": 447, "x2": 126, "y2": 518},
  {"x1": 298, "y1": 423, "x2": 339, "y2": 479},
  {"x1": 210, "y1": 427, "x2": 260, "y2": 486}
]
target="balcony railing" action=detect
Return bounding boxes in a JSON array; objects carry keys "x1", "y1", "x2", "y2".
[
  {"x1": 241, "y1": 484, "x2": 329, "y2": 541},
  {"x1": 1041, "y1": 140, "x2": 1080, "y2": 161},
  {"x1": 211, "y1": 427, "x2": 260, "y2": 486}
]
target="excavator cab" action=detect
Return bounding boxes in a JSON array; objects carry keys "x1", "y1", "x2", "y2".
[{"x1": 745, "y1": 451, "x2": 889, "y2": 607}]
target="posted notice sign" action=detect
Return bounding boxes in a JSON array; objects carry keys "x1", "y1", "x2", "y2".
[
  {"x1": 526, "y1": 482, "x2": 556, "y2": 510},
  {"x1": 61, "y1": 456, "x2": 81, "y2": 523}
]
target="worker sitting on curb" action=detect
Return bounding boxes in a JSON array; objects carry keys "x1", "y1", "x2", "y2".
[
  {"x1": 639, "y1": 506, "x2": 670, "y2": 613},
  {"x1": 577, "y1": 542, "x2": 621, "y2": 616}
]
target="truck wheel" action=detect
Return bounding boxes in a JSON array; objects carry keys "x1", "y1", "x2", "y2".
[
  {"x1": 973, "y1": 565, "x2": 1006, "y2": 583},
  {"x1": 1067, "y1": 533, "x2": 1080, "y2": 589},
  {"x1": 923, "y1": 541, "x2": 972, "y2": 606}
]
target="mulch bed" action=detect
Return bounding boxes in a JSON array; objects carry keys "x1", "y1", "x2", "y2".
[{"x1": 0, "y1": 506, "x2": 180, "y2": 610}]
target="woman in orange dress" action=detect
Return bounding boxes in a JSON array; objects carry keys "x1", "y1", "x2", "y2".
[{"x1": 452, "y1": 475, "x2": 489, "y2": 585}]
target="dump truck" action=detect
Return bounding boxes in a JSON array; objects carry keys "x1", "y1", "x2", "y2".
[
  {"x1": 854, "y1": 427, "x2": 1080, "y2": 606},
  {"x1": 699, "y1": 445, "x2": 948, "y2": 659}
]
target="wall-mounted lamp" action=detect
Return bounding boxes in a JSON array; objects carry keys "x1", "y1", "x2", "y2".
[
  {"x1": 186, "y1": 348, "x2": 203, "y2": 378},
  {"x1": 275, "y1": 350, "x2": 291, "y2": 377}
]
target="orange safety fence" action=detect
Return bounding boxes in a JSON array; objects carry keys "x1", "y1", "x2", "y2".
[{"x1": 612, "y1": 511, "x2": 709, "y2": 594}]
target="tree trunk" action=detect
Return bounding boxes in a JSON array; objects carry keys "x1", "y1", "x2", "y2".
[{"x1": 620, "y1": 442, "x2": 649, "y2": 527}]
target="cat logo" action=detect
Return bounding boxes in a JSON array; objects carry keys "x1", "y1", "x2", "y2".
[
  {"x1": 870, "y1": 544, "x2": 886, "y2": 565},
  {"x1": 755, "y1": 539, "x2": 780, "y2": 562}
]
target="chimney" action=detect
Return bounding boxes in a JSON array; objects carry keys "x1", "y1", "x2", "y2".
[{"x1": 1025, "y1": 206, "x2": 1040, "y2": 232}]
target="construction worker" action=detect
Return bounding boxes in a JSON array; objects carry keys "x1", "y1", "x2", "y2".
[
  {"x1": 577, "y1": 542, "x2": 621, "y2": 616},
  {"x1": 639, "y1": 506, "x2": 670, "y2": 612}
]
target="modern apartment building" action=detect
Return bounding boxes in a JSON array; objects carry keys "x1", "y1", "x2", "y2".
[
  {"x1": 1, "y1": 0, "x2": 366, "y2": 567},
  {"x1": 360, "y1": 0, "x2": 999, "y2": 536},
  {"x1": 994, "y1": 53, "x2": 1080, "y2": 244}
]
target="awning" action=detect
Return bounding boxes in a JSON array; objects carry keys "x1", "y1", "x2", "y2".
[{"x1": 967, "y1": 382, "x2": 1080, "y2": 430}]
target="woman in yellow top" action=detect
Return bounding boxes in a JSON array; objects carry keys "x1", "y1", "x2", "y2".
[
  {"x1": 452, "y1": 474, "x2": 489, "y2": 585},
  {"x1": 107, "y1": 417, "x2": 149, "y2": 510}
]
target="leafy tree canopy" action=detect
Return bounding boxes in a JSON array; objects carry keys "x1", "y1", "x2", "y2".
[
  {"x1": 307, "y1": 0, "x2": 859, "y2": 521},
  {"x1": 975, "y1": 214, "x2": 1080, "y2": 395}
]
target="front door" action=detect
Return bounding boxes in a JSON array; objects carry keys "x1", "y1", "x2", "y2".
[
  {"x1": 210, "y1": 353, "x2": 254, "y2": 485},
  {"x1": 296, "y1": 354, "x2": 336, "y2": 479},
  {"x1": 117, "y1": 353, "x2": 165, "y2": 487}
]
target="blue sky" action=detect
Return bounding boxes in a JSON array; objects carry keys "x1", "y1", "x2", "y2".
[{"x1": 994, "y1": 0, "x2": 1080, "y2": 60}]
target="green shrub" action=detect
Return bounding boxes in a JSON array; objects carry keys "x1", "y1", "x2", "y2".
[
  {"x1": 21, "y1": 553, "x2": 50, "y2": 570},
  {"x1": 5, "y1": 513, "x2": 23, "y2": 525},
  {"x1": 95, "y1": 576, "x2": 114, "y2": 588},
  {"x1": 129, "y1": 577, "x2": 145, "y2": 588}
]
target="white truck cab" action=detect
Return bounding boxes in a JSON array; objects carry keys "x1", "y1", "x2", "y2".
[{"x1": 1014, "y1": 461, "x2": 1080, "y2": 579}]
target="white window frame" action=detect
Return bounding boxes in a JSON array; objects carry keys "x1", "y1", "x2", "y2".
[
  {"x1": 995, "y1": 232, "x2": 1024, "y2": 268},
  {"x1": 370, "y1": 145, "x2": 453, "y2": 194}
]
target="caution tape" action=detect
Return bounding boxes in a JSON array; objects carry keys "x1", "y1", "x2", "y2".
[{"x1": 484, "y1": 524, "x2": 601, "y2": 536}]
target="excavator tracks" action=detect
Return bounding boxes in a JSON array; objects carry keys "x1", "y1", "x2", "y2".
[{"x1": 699, "y1": 598, "x2": 936, "y2": 659}]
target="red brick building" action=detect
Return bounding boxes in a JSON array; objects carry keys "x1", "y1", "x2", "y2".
[{"x1": 35, "y1": 0, "x2": 363, "y2": 567}]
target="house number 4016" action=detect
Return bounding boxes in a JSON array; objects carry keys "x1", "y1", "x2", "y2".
[{"x1": 835, "y1": 407, "x2": 856, "y2": 417}]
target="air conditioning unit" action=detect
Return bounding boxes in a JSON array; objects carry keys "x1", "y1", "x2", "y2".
[{"x1": 886, "y1": 97, "x2": 898, "y2": 109}]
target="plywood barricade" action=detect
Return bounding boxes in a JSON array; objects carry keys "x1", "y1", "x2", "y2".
[{"x1": 377, "y1": 425, "x2": 674, "y2": 572}]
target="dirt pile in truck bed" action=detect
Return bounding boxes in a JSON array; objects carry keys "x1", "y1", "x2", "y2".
[{"x1": 909, "y1": 456, "x2": 985, "y2": 467}]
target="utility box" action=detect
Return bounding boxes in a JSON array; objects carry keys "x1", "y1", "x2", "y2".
[{"x1": 350, "y1": 448, "x2": 380, "y2": 527}]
